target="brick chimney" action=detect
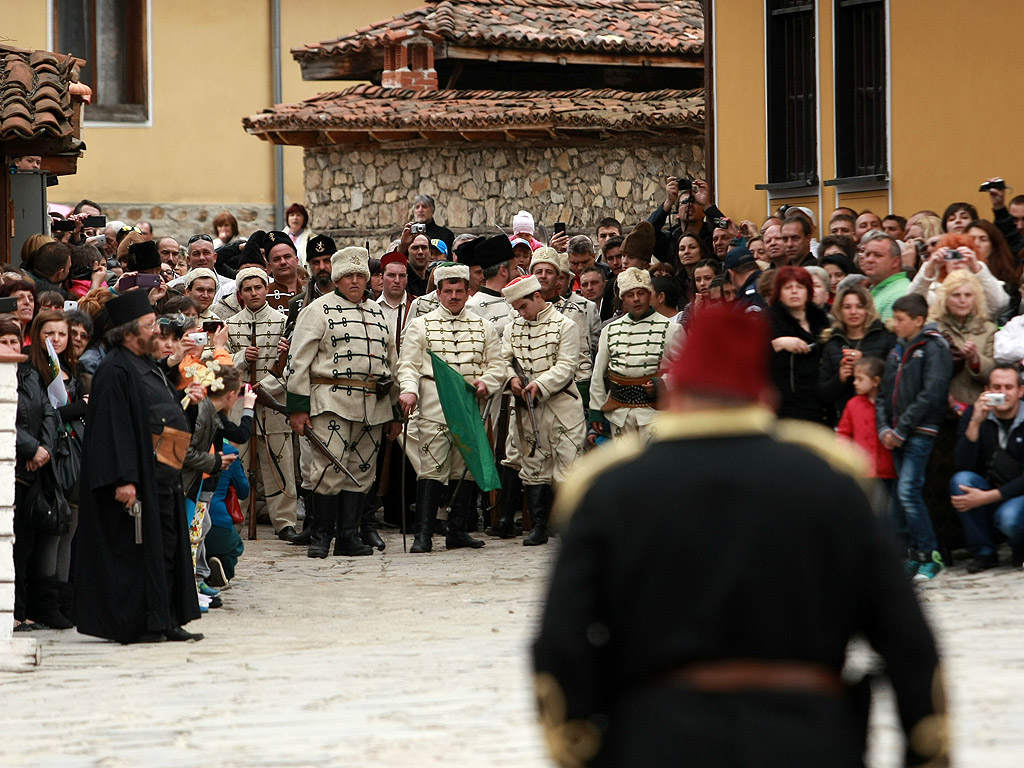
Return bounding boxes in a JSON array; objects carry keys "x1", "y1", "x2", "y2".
[{"x1": 381, "y1": 32, "x2": 438, "y2": 90}]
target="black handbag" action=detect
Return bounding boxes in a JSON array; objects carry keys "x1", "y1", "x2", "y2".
[
  {"x1": 51, "y1": 424, "x2": 82, "y2": 493},
  {"x1": 23, "y1": 465, "x2": 72, "y2": 536}
]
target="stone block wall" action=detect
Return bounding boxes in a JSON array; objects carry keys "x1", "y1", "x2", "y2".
[
  {"x1": 304, "y1": 137, "x2": 705, "y2": 254},
  {"x1": 51, "y1": 202, "x2": 277, "y2": 245},
  {"x1": 0, "y1": 354, "x2": 41, "y2": 671}
]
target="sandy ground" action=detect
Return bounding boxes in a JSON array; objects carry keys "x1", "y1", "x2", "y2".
[{"x1": 1, "y1": 525, "x2": 1022, "y2": 767}]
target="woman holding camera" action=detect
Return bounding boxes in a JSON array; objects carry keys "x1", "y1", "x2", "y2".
[
  {"x1": 907, "y1": 233, "x2": 1008, "y2": 320},
  {"x1": 931, "y1": 270, "x2": 997, "y2": 409},
  {"x1": 817, "y1": 283, "x2": 895, "y2": 418}
]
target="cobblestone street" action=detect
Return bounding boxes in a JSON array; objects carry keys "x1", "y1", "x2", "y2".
[{"x1": 1, "y1": 526, "x2": 1022, "y2": 767}]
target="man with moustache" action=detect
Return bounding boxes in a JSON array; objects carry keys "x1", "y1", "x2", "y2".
[
  {"x1": 398, "y1": 263, "x2": 506, "y2": 553},
  {"x1": 226, "y1": 267, "x2": 299, "y2": 542},
  {"x1": 263, "y1": 230, "x2": 306, "y2": 311},
  {"x1": 285, "y1": 235, "x2": 337, "y2": 337},
  {"x1": 590, "y1": 267, "x2": 681, "y2": 442},
  {"x1": 282, "y1": 234, "x2": 338, "y2": 544},
  {"x1": 288, "y1": 247, "x2": 399, "y2": 558}
]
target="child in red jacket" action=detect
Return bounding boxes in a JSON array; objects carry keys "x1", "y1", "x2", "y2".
[{"x1": 838, "y1": 357, "x2": 896, "y2": 510}]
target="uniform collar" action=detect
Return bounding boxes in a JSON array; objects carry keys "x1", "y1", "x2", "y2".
[{"x1": 652, "y1": 405, "x2": 775, "y2": 441}]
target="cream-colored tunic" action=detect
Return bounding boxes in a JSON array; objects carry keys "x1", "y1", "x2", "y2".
[
  {"x1": 226, "y1": 301, "x2": 295, "y2": 528},
  {"x1": 467, "y1": 288, "x2": 515, "y2": 339},
  {"x1": 501, "y1": 302, "x2": 585, "y2": 484},
  {"x1": 553, "y1": 296, "x2": 595, "y2": 383},
  {"x1": 398, "y1": 304, "x2": 505, "y2": 480},
  {"x1": 285, "y1": 291, "x2": 398, "y2": 493},
  {"x1": 590, "y1": 310, "x2": 681, "y2": 433}
]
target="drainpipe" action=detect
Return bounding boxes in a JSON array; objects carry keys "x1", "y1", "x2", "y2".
[{"x1": 272, "y1": 0, "x2": 285, "y2": 229}]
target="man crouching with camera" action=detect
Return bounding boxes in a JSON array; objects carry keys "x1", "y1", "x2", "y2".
[{"x1": 950, "y1": 364, "x2": 1024, "y2": 573}]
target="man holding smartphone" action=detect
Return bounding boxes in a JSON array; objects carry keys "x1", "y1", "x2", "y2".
[
  {"x1": 951, "y1": 364, "x2": 1024, "y2": 573},
  {"x1": 226, "y1": 267, "x2": 298, "y2": 542}
]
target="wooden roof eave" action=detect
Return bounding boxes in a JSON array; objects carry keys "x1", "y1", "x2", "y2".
[{"x1": 296, "y1": 43, "x2": 702, "y2": 83}]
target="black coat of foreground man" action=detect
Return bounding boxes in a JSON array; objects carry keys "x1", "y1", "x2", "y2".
[
  {"x1": 533, "y1": 304, "x2": 948, "y2": 768},
  {"x1": 76, "y1": 290, "x2": 202, "y2": 644}
]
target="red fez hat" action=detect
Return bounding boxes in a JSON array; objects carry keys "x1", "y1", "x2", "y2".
[
  {"x1": 380, "y1": 251, "x2": 408, "y2": 270},
  {"x1": 666, "y1": 303, "x2": 770, "y2": 401}
]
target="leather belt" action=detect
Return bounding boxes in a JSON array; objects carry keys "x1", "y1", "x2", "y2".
[
  {"x1": 152, "y1": 426, "x2": 190, "y2": 470},
  {"x1": 311, "y1": 375, "x2": 392, "y2": 399},
  {"x1": 607, "y1": 371, "x2": 656, "y2": 408},
  {"x1": 660, "y1": 660, "x2": 845, "y2": 697},
  {"x1": 312, "y1": 375, "x2": 377, "y2": 391}
]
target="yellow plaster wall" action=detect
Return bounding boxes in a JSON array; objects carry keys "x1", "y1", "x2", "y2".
[
  {"x1": 714, "y1": 0, "x2": 1023, "y2": 229},
  {"x1": 1, "y1": 0, "x2": 419, "y2": 207},
  {"x1": 888, "y1": 1, "x2": 1024, "y2": 218},
  {"x1": 710, "y1": 0, "x2": 769, "y2": 225}
]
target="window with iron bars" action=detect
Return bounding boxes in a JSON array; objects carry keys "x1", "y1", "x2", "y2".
[
  {"x1": 834, "y1": 0, "x2": 887, "y2": 179},
  {"x1": 766, "y1": 0, "x2": 818, "y2": 185}
]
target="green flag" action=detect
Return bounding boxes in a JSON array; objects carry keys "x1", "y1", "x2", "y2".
[{"x1": 428, "y1": 350, "x2": 501, "y2": 492}]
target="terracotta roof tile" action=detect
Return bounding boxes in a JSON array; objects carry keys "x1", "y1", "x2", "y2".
[
  {"x1": 0, "y1": 44, "x2": 87, "y2": 143},
  {"x1": 293, "y1": 0, "x2": 703, "y2": 64},
  {"x1": 244, "y1": 86, "x2": 703, "y2": 145}
]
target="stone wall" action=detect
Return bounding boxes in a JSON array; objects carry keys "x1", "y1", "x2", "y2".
[
  {"x1": 304, "y1": 137, "x2": 704, "y2": 254},
  {"x1": 0, "y1": 355, "x2": 41, "y2": 671},
  {"x1": 51, "y1": 202, "x2": 277, "y2": 245}
]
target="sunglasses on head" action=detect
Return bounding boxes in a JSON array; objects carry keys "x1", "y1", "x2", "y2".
[{"x1": 188, "y1": 234, "x2": 214, "y2": 245}]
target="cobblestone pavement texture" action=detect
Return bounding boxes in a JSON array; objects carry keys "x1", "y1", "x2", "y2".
[{"x1": 1, "y1": 526, "x2": 1022, "y2": 767}]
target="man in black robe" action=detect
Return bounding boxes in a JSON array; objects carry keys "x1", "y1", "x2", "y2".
[
  {"x1": 533, "y1": 303, "x2": 948, "y2": 768},
  {"x1": 76, "y1": 290, "x2": 203, "y2": 644}
]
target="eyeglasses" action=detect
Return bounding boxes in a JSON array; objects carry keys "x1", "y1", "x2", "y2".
[
  {"x1": 139, "y1": 319, "x2": 159, "y2": 331},
  {"x1": 188, "y1": 234, "x2": 214, "y2": 245}
]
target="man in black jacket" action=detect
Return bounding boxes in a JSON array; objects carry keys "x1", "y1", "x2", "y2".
[
  {"x1": 411, "y1": 194, "x2": 454, "y2": 253},
  {"x1": 533, "y1": 303, "x2": 947, "y2": 768},
  {"x1": 951, "y1": 364, "x2": 1024, "y2": 572},
  {"x1": 648, "y1": 178, "x2": 726, "y2": 264}
]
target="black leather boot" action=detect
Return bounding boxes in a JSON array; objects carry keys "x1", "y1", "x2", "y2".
[
  {"x1": 292, "y1": 488, "x2": 315, "y2": 545},
  {"x1": 307, "y1": 493, "x2": 336, "y2": 559},
  {"x1": 360, "y1": 492, "x2": 386, "y2": 551},
  {"x1": 523, "y1": 484, "x2": 552, "y2": 546},
  {"x1": 334, "y1": 491, "x2": 373, "y2": 556},
  {"x1": 486, "y1": 466, "x2": 521, "y2": 538},
  {"x1": 27, "y1": 575, "x2": 73, "y2": 629},
  {"x1": 446, "y1": 482, "x2": 485, "y2": 550},
  {"x1": 410, "y1": 479, "x2": 443, "y2": 553}
]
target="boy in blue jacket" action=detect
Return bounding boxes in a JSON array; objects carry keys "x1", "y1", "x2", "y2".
[
  {"x1": 877, "y1": 293, "x2": 953, "y2": 580},
  {"x1": 206, "y1": 441, "x2": 248, "y2": 587}
]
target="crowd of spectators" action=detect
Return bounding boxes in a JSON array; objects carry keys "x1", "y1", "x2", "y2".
[{"x1": 7, "y1": 172, "x2": 1024, "y2": 635}]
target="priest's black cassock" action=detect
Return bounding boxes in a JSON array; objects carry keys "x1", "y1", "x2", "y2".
[{"x1": 75, "y1": 345, "x2": 200, "y2": 643}]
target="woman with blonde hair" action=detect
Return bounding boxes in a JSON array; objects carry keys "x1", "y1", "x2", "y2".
[
  {"x1": 908, "y1": 232, "x2": 1008, "y2": 319},
  {"x1": 931, "y1": 269, "x2": 996, "y2": 407},
  {"x1": 817, "y1": 282, "x2": 895, "y2": 417}
]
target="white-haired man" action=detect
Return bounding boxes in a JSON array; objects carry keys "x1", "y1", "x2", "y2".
[
  {"x1": 286, "y1": 247, "x2": 399, "y2": 558},
  {"x1": 590, "y1": 267, "x2": 681, "y2": 442},
  {"x1": 397, "y1": 262, "x2": 505, "y2": 553}
]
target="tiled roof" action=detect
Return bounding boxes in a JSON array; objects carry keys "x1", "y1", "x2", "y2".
[
  {"x1": 293, "y1": 0, "x2": 703, "y2": 65},
  {"x1": 0, "y1": 45, "x2": 89, "y2": 143},
  {"x1": 244, "y1": 86, "x2": 703, "y2": 146}
]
